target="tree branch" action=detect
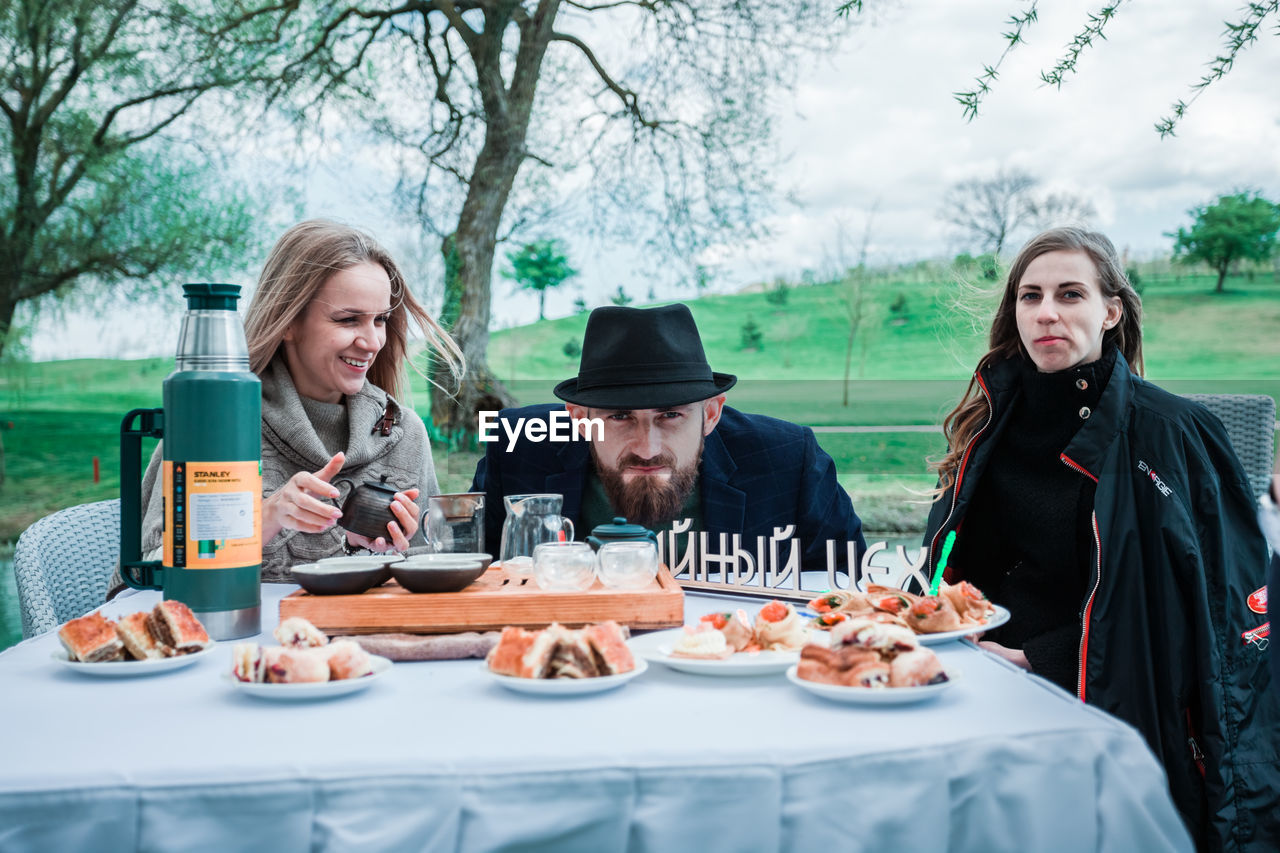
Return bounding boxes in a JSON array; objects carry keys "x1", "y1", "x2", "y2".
[{"x1": 551, "y1": 30, "x2": 662, "y2": 128}]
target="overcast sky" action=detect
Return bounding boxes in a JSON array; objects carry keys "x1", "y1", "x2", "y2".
[{"x1": 24, "y1": 0, "x2": 1280, "y2": 359}]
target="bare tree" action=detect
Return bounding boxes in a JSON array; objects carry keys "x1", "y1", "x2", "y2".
[
  {"x1": 278, "y1": 1, "x2": 842, "y2": 435},
  {"x1": 939, "y1": 166, "x2": 1095, "y2": 256},
  {"x1": 841, "y1": 1, "x2": 1280, "y2": 137}
]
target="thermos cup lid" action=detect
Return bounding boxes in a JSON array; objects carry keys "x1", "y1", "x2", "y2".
[{"x1": 183, "y1": 283, "x2": 241, "y2": 310}]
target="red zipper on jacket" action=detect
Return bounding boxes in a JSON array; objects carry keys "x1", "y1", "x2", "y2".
[
  {"x1": 1062, "y1": 453, "x2": 1100, "y2": 702},
  {"x1": 931, "y1": 373, "x2": 995, "y2": 578}
]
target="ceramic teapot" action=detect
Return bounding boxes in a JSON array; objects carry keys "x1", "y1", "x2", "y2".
[{"x1": 586, "y1": 517, "x2": 658, "y2": 552}]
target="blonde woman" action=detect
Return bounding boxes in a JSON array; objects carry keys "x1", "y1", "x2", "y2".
[
  {"x1": 133, "y1": 220, "x2": 463, "y2": 583},
  {"x1": 924, "y1": 227, "x2": 1275, "y2": 849}
]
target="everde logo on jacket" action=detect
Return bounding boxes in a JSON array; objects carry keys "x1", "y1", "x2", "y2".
[{"x1": 1137, "y1": 460, "x2": 1173, "y2": 497}]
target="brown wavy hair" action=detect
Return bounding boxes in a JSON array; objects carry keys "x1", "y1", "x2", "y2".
[
  {"x1": 932, "y1": 227, "x2": 1144, "y2": 492},
  {"x1": 243, "y1": 220, "x2": 463, "y2": 401}
]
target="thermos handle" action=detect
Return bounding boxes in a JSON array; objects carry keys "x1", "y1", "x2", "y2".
[{"x1": 120, "y1": 407, "x2": 164, "y2": 590}]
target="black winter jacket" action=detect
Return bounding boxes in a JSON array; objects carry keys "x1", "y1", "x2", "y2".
[{"x1": 924, "y1": 352, "x2": 1280, "y2": 852}]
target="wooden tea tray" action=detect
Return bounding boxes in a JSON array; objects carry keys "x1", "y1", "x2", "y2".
[{"x1": 278, "y1": 563, "x2": 685, "y2": 635}]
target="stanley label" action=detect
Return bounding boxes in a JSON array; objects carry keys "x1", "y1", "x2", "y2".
[{"x1": 163, "y1": 460, "x2": 261, "y2": 569}]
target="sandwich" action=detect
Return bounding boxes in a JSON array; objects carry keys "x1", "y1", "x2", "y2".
[{"x1": 58, "y1": 612, "x2": 125, "y2": 662}]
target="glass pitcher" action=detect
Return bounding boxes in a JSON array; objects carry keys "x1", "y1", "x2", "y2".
[{"x1": 499, "y1": 494, "x2": 574, "y2": 577}]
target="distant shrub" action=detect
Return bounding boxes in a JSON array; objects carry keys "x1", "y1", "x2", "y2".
[
  {"x1": 765, "y1": 280, "x2": 789, "y2": 305},
  {"x1": 740, "y1": 316, "x2": 764, "y2": 350},
  {"x1": 1126, "y1": 267, "x2": 1144, "y2": 294},
  {"x1": 889, "y1": 292, "x2": 908, "y2": 315},
  {"x1": 563, "y1": 338, "x2": 582, "y2": 359},
  {"x1": 610, "y1": 286, "x2": 633, "y2": 306},
  {"x1": 573, "y1": 296, "x2": 588, "y2": 313}
]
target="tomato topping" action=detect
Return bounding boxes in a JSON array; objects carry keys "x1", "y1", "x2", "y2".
[
  {"x1": 759, "y1": 600, "x2": 789, "y2": 623},
  {"x1": 700, "y1": 612, "x2": 729, "y2": 630},
  {"x1": 816, "y1": 612, "x2": 848, "y2": 628},
  {"x1": 809, "y1": 595, "x2": 839, "y2": 613},
  {"x1": 873, "y1": 595, "x2": 909, "y2": 613},
  {"x1": 910, "y1": 598, "x2": 943, "y2": 618}
]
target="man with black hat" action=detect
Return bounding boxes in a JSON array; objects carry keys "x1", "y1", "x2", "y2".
[{"x1": 471, "y1": 303, "x2": 866, "y2": 570}]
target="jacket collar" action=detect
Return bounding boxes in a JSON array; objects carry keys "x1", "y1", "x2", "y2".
[
  {"x1": 1060, "y1": 351, "x2": 1134, "y2": 480},
  {"x1": 978, "y1": 349, "x2": 1135, "y2": 481},
  {"x1": 698, "y1": 425, "x2": 746, "y2": 533}
]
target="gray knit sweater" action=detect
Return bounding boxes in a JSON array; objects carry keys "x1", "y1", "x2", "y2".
[{"x1": 128, "y1": 356, "x2": 437, "y2": 586}]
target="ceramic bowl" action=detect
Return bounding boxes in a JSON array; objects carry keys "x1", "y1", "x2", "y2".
[
  {"x1": 390, "y1": 554, "x2": 489, "y2": 593},
  {"x1": 291, "y1": 561, "x2": 390, "y2": 596}
]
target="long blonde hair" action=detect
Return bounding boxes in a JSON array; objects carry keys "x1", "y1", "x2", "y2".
[
  {"x1": 933, "y1": 227, "x2": 1143, "y2": 491},
  {"x1": 243, "y1": 220, "x2": 463, "y2": 400}
]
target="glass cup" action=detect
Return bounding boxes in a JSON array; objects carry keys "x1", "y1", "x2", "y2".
[
  {"x1": 532, "y1": 541, "x2": 597, "y2": 592},
  {"x1": 596, "y1": 540, "x2": 659, "y2": 590}
]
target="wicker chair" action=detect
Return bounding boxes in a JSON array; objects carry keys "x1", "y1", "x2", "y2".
[
  {"x1": 13, "y1": 498, "x2": 121, "y2": 639},
  {"x1": 1185, "y1": 394, "x2": 1277, "y2": 502}
]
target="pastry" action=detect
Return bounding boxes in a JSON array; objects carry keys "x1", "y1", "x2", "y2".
[
  {"x1": 58, "y1": 612, "x2": 124, "y2": 662},
  {"x1": 323, "y1": 639, "x2": 374, "y2": 680},
  {"x1": 753, "y1": 600, "x2": 807, "y2": 651},
  {"x1": 582, "y1": 621, "x2": 636, "y2": 675},
  {"x1": 670, "y1": 625, "x2": 733, "y2": 660},
  {"x1": 889, "y1": 648, "x2": 949, "y2": 687},
  {"x1": 265, "y1": 647, "x2": 331, "y2": 683},
  {"x1": 545, "y1": 625, "x2": 601, "y2": 678},
  {"x1": 148, "y1": 601, "x2": 211, "y2": 655},
  {"x1": 700, "y1": 610, "x2": 756, "y2": 651},
  {"x1": 116, "y1": 611, "x2": 165, "y2": 661},
  {"x1": 232, "y1": 643, "x2": 265, "y2": 682},
  {"x1": 274, "y1": 617, "x2": 329, "y2": 649},
  {"x1": 907, "y1": 596, "x2": 964, "y2": 633},
  {"x1": 940, "y1": 581, "x2": 995, "y2": 624}
]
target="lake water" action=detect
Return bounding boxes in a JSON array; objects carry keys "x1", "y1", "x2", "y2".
[{"x1": 1, "y1": 556, "x2": 21, "y2": 651}]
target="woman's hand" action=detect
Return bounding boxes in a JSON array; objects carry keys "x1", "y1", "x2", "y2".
[
  {"x1": 262, "y1": 453, "x2": 345, "y2": 543},
  {"x1": 978, "y1": 640, "x2": 1031, "y2": 671},
  {"x1": 345, "y1": 488, "x2": 420, "y2": 554}
]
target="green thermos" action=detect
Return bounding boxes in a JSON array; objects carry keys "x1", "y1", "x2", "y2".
[{"x1": 120, "y1": 284, "x2": 262, "y2": 640}]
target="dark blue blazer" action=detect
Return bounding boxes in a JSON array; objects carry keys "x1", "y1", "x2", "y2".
[{"x1": 470, "y1": 403, "x2": 866, "y2": 570}]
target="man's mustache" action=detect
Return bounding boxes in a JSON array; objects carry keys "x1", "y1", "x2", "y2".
[{"x1": 618, "y1": 452, "x2": 676, "y2": 469}]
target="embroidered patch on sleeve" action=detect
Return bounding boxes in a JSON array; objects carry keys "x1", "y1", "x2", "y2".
[{"x1": 1248, "y1": 586, "x2": 1267, "y2": 615}]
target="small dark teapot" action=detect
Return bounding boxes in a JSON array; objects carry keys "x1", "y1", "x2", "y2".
[
  {"x1": 585, "y1": 517, "x2": 658, "y2": 552},
  {"x1": 337, "y1": 480, "x2": 400, "y2": 540}
]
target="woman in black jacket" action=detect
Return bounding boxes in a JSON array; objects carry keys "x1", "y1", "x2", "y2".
[{"x1": 924, "y1": 227, "x2": 1278, "y2": 851}]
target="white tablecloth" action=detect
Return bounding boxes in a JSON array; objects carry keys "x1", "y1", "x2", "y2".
[{"x1": 0, "y1": 585, "x2": 1192, "y2": 853}]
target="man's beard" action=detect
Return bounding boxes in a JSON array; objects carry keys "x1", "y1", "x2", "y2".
[{"x1": 593, "y1": 441, "x2": 702, "y2": 529}]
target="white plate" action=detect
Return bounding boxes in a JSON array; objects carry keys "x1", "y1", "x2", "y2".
[
  {"x1": 786, "y1": 665, "x2": 959, "y2": 704},
  {"x1": 52, "y1": 643, "x2": 215, "y2": 677},
  {"x1": 628, "y1": 627, "x2": 802, "y2": 676},
  {"x1": 225, "y1": 654, "x2": 392, "y2": 700},
  {"x1": 913, "y1": 604, "x2": 1010, "y2": 645},
  {"x1": 487, "y1": 658, "x2": 648, "y2": 695}
]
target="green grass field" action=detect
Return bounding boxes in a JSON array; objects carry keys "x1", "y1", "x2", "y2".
[{"x1": 2, "y1": 267, "x2": 1277, "y2": 651}]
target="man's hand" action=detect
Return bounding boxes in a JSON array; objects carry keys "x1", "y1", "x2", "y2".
[{"x1": 262, "y1": 453, "x2": 345, "y2": 543}]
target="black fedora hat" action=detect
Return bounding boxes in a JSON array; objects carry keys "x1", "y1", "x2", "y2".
[{"x1": 554, "y1": 304, "x2": 737, "y2": 409}]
